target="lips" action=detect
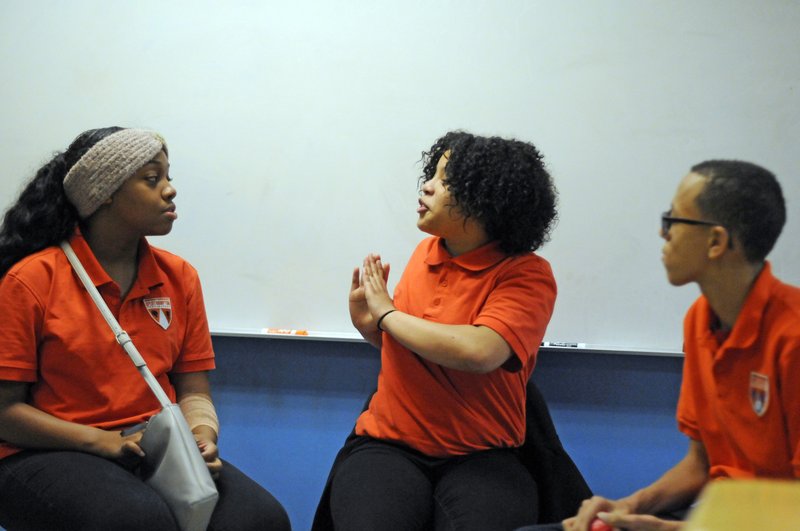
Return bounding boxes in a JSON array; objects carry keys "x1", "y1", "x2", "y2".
[
  {"x1": 417, "y1": 199, "x2": 429, "y2": 214},
  {"x1": 164, "y1": 204, "x2": 178, "y2": 220}
]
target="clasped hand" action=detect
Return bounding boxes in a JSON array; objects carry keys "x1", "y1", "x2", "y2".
[
  {"x1": 563, "y1": 496, "x2": 683, "y2": 531},
  {"x1": 102, "y1": 425, "x2": 221, "y2": 479},
  {"x1": 350, "y1": 253, "x2": 394, "y2": 329}
]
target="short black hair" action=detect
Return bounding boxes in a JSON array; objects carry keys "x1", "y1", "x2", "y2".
[
  {"x1": 691, "y1": 159, "x2": 785, "y2": 262},
  {"x1": 419, "y1": 131, "x2": 558, "y2": 254}
]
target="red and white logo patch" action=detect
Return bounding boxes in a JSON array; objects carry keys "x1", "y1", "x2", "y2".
[
  {"x1": 749, "y1": 372, "x2": 769, "y2": 417},
  {"x1": 144, "y1": 297, "x2": 172, "y2": 330}
]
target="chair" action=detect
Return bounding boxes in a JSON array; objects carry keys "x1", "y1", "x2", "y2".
[
  {"x1": 520, "y1": 378, "x2": 592, "y2": 523},
  {"x1": 311, "y1": 379, "x2": 591, "y2": 529}
]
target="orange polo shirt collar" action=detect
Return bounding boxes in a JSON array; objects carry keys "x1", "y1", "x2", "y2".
[
  {"x1": 692, "y1": 262, "x2": 774, "y2": 354},
  {"x1": 424, "y1": 238, "x2": 507, "y2": 270},
  {"x1": 70, "y1": 229, "x2": 166, "y2": 299}
]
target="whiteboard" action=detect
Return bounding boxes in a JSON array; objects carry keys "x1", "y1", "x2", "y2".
[{"x1": 1, "y1": 0, "x2": 798, "y2": 353}]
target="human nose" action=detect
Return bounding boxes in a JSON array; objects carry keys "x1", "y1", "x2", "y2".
[
  {"x1": 162, "y1": 181, "x2": 177, "y2": 200},
  {"x1": 420, "y1": 179, "x2": 434, "y2": 195}
]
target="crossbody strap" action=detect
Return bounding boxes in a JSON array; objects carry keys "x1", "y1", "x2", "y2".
[{"x1": 60, "y1": 241, "x2": 172, "y2": 408}]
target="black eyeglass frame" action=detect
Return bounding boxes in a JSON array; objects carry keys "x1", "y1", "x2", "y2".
[
  {"x1": 660, "y1": 211, "x2": 734, "y2": 250},
  {"x1": 661, "y1": 211, "x2": 726, "y2": 235}
]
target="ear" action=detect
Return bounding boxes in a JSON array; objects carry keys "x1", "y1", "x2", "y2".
[
  {"x1": 707, "y1": 226, "x2": 731, "y2": 259},
  {"x1": 91, "y1": 196, "x2": 113, "y2": 215}
]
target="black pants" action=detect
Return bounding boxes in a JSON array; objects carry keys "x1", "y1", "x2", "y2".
[
  {"x1": 0, "y1": 450, "x2": 291, "y2": 531},
  {"x1": 514, "y1": 523, "x2": 564, "y2": 530},
  {"x1": 329, "y1": 437, "x2": 538, "y2": 531}
]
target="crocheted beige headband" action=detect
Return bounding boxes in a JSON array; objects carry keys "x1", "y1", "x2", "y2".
[{"x1": 63, "y1": 128, "x2": 166, "y2": 218}]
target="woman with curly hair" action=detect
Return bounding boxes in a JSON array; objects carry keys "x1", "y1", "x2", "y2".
[
  {"x1": 316, "y1": 131, "x2": 560, "y2": 530},
  {"x1": 0, "y1": 127, "x2": 290, "y2": 531}
]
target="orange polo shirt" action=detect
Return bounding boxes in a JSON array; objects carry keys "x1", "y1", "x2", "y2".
[
  {"x1": 356, "y1": 237, "x2": 557, "y2": 457},
  {"x1": 0, "y1": 231, "x2": 215, "y2": 460},
  {"x1": 677, "y1": 262, "x2": 800, "y2": 478}
]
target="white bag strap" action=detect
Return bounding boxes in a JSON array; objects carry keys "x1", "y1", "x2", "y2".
[{"x1": 60, "y1": 240, "x2": 172, "y2": 408}]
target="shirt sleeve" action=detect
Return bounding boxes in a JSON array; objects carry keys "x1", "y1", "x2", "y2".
[
  {"x1": 0, "y1": 272, "x2": 43, "y2": 382},
  {"x1": 473, "y1": 256, "x2": 557, "y2": 370},
  {"x1": 171, "y1": 264, "x2": 215, "y2": 373},
  {"x1": 778, "y1": 339, "x2": 800, "y2": 477},
  {"x1": 676, "y1": 310, "x2": 702, "y2": 442},
  {"x1": 676, "y1": 381, "x2": 701, "y2": 441}
]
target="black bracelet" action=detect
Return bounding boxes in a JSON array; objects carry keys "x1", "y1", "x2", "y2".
[{"x1": 376, "y1": 309, "x2": 398, "y2": 332}]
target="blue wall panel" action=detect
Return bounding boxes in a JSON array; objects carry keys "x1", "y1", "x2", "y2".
[{"x1": 210, "y1": 337, "x2": 686, "y2": 530}]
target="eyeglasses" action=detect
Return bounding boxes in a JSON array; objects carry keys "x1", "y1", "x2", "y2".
[{"x1": 661, "y1": 211, "x2": 723, "y2": 235}]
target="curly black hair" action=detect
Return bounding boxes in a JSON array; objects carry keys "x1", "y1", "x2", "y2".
[
  {"x1": 691, "y1": 160, "x2": 785, "y2": 263},
  {"x1": 0, "y1": 127, "x2": 124, "y2": 277},
  {"x1": 419, "y1": 131, "x2": 558, "y2": 254}
]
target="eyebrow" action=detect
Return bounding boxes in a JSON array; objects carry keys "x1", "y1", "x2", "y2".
[{"x1": 143, "y1": 159, "x2": 170, "y2": 170}]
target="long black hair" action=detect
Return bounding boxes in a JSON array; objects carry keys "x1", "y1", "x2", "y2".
[{"x1": 0, "y1": 127, "x2": 124, "y2": 277}]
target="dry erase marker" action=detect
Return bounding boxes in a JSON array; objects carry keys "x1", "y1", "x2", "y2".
[
  {"x1": 264, "y1": 328, "x2": 309, "y2": 336},
  {"x1": 540, "y1": 341, "x2": 587, "y2": 348}
]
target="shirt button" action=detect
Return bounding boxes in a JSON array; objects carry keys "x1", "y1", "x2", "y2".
[
  {"x1": 441, "y1": 280, "x2": 448, "y2": 287},
  {"x1": 433, "y1": 298, "x2": 441, "y2": 305}
]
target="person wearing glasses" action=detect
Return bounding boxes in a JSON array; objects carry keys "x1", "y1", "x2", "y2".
[{"x1": 558, "y1": 160, "x2": 800, "y2": 531}]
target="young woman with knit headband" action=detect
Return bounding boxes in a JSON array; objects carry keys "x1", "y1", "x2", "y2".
[{"x1": 0, "y1": 127, "x2": 290, "y2": 531}]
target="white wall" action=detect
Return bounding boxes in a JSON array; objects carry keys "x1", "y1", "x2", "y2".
[{"x1": 2, "y1": 0, "x2": 798, "y2": 353}]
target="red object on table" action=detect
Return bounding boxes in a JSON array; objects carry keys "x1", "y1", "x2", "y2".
[{"x1": 590, "y1": 518, "x2": 613, "y2": 531}]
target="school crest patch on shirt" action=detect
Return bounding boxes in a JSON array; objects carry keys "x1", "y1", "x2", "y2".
[
  {"x1": 749, "y1": 372, "x2": 769, "y2": 417},
  {"x1": 144, "y1": 297, "x2": 172, "y2": 330}
]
